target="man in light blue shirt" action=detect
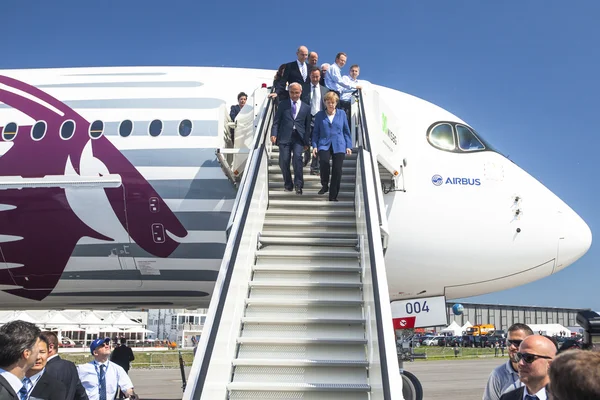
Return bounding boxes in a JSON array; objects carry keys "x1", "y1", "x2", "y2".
[
  {"x1": 324, "y1": 53, "x2": 361, "y2": 95},
  {"x1": 340, "y1": 64, "x2": 360, "y2": 102}
]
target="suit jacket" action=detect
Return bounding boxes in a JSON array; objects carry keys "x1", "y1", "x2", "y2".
[
  {"x1": 29, "y1": 372, "x2": 67, "y2": 400},
  {"x1": 271, "y1": 99, "x2": 312, "y2": 146},
  {"x1": 301, "y1": 82, "x2": 329, "y2": 115},
  {"x1": 0, "y1": 375, "x2": 18, "y2": 400},
  {"x1": 276, "y1": 60, "x2": 310, "y2": 99},
  {"x1": 499, "y1": 386, "x2": 549, "y2": 400},
  {"x1": 311, "y1": 109, "x2": 352, "y2": 154},
  {"x1": 229, "y1": 104, "x2": 241, "y2": 121},
  {"x1": 45, "y1": 356, "x2": 89, "y2": 400},
  {"x1": 110, "y1": 345, "x2": 135, "y2": 372}
]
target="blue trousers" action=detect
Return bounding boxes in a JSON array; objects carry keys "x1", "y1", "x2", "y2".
[{"x1": 278, "y1": 136, "x2": 305, "y2": 189}]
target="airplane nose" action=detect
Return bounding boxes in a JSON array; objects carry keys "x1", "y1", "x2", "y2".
[{"x1": 555, "y1": 209, "x2": 593, "y2": 272}]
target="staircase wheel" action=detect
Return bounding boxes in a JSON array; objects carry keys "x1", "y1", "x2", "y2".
[{"x1": 400, "y1": 370, "x2": 424, "y2": 400}]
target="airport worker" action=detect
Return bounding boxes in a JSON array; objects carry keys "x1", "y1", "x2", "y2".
[
  {"x1": 324, "y1": 53, "x2": 361, "y2": 97},
  {"x1": 549, "y1": 349, "x2": 600, "y2": 400},
  {"x1": 311, "y1": 91, "x2": 353, "y2": 202},
  {"x1": 25, "y1": 336, "x2": 67, "y2": 400},
  {"x1": 271, "y1": 83, "x2": 312, "y2": 195},
  {"x1": 273, "y1": 46, "x2": 310, "y2": 101},
  {"x1": 0, "y1": 320, "x2": 41, "y2": 400},
  {"x1": 499, "y1": 335, "x2": 556, "y2": 400},
  {"x1": 41, "y1": 331, "x2": 89, "y2": 400},
  {"x1": 483, "y1": 323, "x2": 533, "y2": 400},
  {"x1": 229, "y1": 92, "x2": 248, "y2": 122},
  {"x1": 320, "y1": 63, "x2": 329, "y2": 87},
  {"x1": 78, "y1": 338, "x2": 138, "y2": 400},
  {"x1": 301, "y1": 68, "x2": 329, "y2": 175}
]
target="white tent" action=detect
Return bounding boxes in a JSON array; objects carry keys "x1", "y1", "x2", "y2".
[
  {"x1": 461, "y1": 321, "x2": 473, "y2": 332},
  {"x1": 528, "y1": 324, "x2": 572, "y2": 336},
  {"x1": 440, "y1": 321, "x2": 463, "y2": 336},
  {"x1": 0, "y1": 311, "x2": 37, "y2": 324}
]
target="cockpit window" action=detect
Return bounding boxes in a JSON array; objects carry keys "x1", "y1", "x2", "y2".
[
  {"x1": 179, "y1": 119, "x2": 192, "y2": 137},
  {"x1": 429, "y1": 123, "x2": 455, "y2": 151},
  {"x1": 32, "y1": 121, "x2": 47, "y2": 141},
  {"x1": 457, "y1": 125, "x2": 485, "y2": 151},
  {"x1": 89, "y1": 120, "x2": 104, "y2": 139},
  {"x1": 119, "y1": 120, "x2": 133, "y2": 137},
  {"x1": 60, "y1": 120, "x2": 76, "y2": 140},
  {"x1": 149, "y1": 119, "x2": 163, "y2": 137},
  {"x1": 2, "y1": 122, "x2": 18, "y2": 141}
]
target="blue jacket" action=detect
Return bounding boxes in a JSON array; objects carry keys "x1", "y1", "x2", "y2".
[
  {"x1": 272, "y1": 99, "x2": 312, "y2": 145},
  {"x1": 311, "y1": 109, "x2": 352, "y2": 154}
]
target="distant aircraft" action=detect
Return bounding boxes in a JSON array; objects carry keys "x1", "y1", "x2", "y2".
[{"x1": 0, "y1": 66, "x2": 592, "y2": 309}]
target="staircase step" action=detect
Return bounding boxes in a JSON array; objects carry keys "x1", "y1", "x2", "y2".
[
  {"x1": 252, "y1": 270, "x2": 359, "y2": 283},
  {"x1": 259, "y1": 237, "x2": 357, "y2": 247},
  {"x1": 270, "y1": 182, "x2": 355, "y2": 189},
  {"x1": 236, "y1": 337, "x2": 367, "y2": 345},
  {"x1": 228, "y1": 390, "x2": 368, "y2": 400},
  {"x1": 248, "y1": 281, "x2": 361, "y2": 289},
  {"x1": 268, "y1": 165, "x2": 355, "y2": 173},
  {"x1": 232, "y1": 359, "x2": 369, "y2": 367},
  {"x1": 239, "y1": 323, "x2": 366, "y2": 340},
  {"x1": 252, "y1": 263, "x2": 361, "y2": 272},
  {"x1": 241, "y1": 317, "x2": 365, "y2": 324},
  {"x1": 255, "y1": 246, "x2": 359, "y2": 258},
  {"x1": 260, "y1": 229, "x2": 357, "y2": 238},
  {"x1": 269, "y1": 190, "x2": 354, "y2": 198},
  {"x1": 245, "y1": 298, "x2": 363, "y2": 306},
  {"x1": 248, "y1": 286, "x2": 362, "y2": 301},
  {"x1": 266, "y1": 209, "x2": 356, "y2": 218},
  {"x1": 268, "y1": 199, "x2": 354, "y2": 208},
  {"x1": 263, "y1": 218, "x2": 355, "y2": 228},
  {"x1": 229, "y1": 367, "x2": 368, "y2": 387},
  {"x1": 270, "y1": 174, "x2": 354, "y2": 182}
]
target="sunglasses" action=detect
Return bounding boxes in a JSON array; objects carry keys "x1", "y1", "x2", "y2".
[
  {"x1": 506, "y1": 339, "x2": 522, "y2": 347},
  {"x1": 516, "y1": 352, "x2": 553, "y2": 364}
]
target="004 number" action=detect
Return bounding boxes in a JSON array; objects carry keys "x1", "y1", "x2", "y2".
[{"x1": 405, "y1": 301, "x2": 430, "y2": 314}]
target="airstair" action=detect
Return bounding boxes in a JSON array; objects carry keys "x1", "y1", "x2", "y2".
[{"x1": 184, "y1": 88, "x2": 402, "y2": 400}]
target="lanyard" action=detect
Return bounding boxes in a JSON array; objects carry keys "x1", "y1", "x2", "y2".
[{"x1": 22, "y1": 370, "x2": 43, "y2": 400}]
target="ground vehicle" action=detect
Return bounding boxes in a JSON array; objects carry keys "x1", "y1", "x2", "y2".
[
  {"x1": 466, "y1": 324, "x2": 496, "y2": 336},
  {"x1": 424, "y1": 336, "x2": 445, "y2": 346}
]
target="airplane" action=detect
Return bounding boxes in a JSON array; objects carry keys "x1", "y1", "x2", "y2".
[{"x1": 0, "y1": 66, "x2": 592, "y2": 310}]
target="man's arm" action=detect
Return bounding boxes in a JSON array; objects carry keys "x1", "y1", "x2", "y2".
[
  {"x1": 70, "y1": 362, "x2": 90, "y2": 400},
  {"x1": 271, "y1": 105, "x2": 283, "y2": 142}
]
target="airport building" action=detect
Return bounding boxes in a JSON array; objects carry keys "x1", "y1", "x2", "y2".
[
  {"x1": 147, "y1": 308, "x2": 208, "y2": 347},
  {"x1": 445, "y1": 302, "x2": 586, "y2": 333}
]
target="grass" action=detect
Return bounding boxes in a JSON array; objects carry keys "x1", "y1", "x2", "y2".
[
  {"x1": 411, "y1": 345, "x2": 508, "y2": 360},
  {"x1": 60, "y1": 351, "x2": 196, "y2": 369}
]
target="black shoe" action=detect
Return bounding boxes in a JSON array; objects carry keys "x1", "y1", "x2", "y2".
[
  {"x1": 310, "y1": 170, "x2": 320, "y2": 175},
  {"x1": 284, "y1": 187, "x2": 293, "y2": 192},
  {"x1": 295, "y1": 186, "x2": 303, "y2": 195},
  {"x1": 318, "y1": 187, "x2": 329, "y2": 195},
  {"x1": 329, "y1": 198, "x2": 338, "y2": 202}
]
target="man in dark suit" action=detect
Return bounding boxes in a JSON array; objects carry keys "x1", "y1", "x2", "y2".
[
  {"x1": 499, "y1": 335, "x2": 556, "y2": 400},
  {"x1": 0, "y1": 321, "x2": 41, "y2": 400},
  {"x1": 271, "y1": 82, "x2": 312, "y2": 194},
  {"x1": 274, "y1": 46, "x2": 310, "y2": 101},
  {"x1": 111, "y1": 338, "x2": 135, "y2": 374},
  {"x1": 302, "y1": 67, "x2": 330, "y2": 174},
  {"x1": 41, "y1": 332, "x2": 88, "y2": 400},
  {"x1": 26, "y1": 336, "x2": 67, "y2": 400}
]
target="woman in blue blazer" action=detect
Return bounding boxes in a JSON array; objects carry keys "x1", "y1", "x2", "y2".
[{"x1": 311, "y1": 91, "x2": 353, "y2": 201}]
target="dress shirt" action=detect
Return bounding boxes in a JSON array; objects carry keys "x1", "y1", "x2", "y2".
[
  {"x1": 0, "y1": 368, "x2": 24, "y2": 396},
  {"x1": 324, "y1": 62, "x2": 353, "y2": 93},
  {"x1": 26, "y1": 369, "x2": 44, "y2": 394},
  {"x1": 340, "y1": 76, "x2": 359, "y2": 102},
  {"x1": 297, "y1": 60, "x2": 307, "y2": 81},
  {"x1": 46, "y1": 355, "x2": 59, "y2": 362},
  {"x1": 310, "y1": 84, "x2": 321, "y2": 115},
  {"x1": 523, "y1": 387, "x2": 546, "y2": 400},
  {"x1": 78, "y1": 361, "x2": 132, "y2": 400}
]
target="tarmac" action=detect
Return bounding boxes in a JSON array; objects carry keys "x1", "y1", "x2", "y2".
[{"x1": 129, "y1": 357, "x2": 508, "y2": 400}]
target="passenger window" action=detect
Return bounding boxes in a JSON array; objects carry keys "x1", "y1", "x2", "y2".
[
  {"x1": 32, "y1": 121, "x2": 47, "y2": 141},
  {"x1": 89, "y1": 120, "x2": 104, "y2": 139},
  {"x1": 149, "y1": 120, "x2": 163, "y2": 137},
  {"x1": 457, "y1": 125, "x2": 485, "y2": 151},
  {"x1": 2, "y1": 122, "x2": 18, "y2": 141},
  {"x1": 178, "y1": 119, "x2": 192, "y2": 137},
  {"x1": 119, "y1": 120, "x2": 133, "y2": 137},
  {"x1": 429, "y1": 123, "x2": 455, "y2": 151},
  {"x1": 60, "y1": 120, "x2": 76, "y2": 140}
]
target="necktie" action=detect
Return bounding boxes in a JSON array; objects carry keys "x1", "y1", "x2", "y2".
[
  {"x1": 19, "y1": 377, "x2": 31, "y2": 400},
  {"x1": 292, "y1": 101, "x2": 297, "y2": 119},
  {"x1": 525, "y1": 395, "x2": 539, "y2": 400},
  {"x1": 99, "y1": 364, "x2": 107, "y2": 400},
  {"x1": 301, "y1": 63, "x2": 306, "y2": 80},
  {"x1": 311, "y1": 85, "x2": 318, "y2": 115}
]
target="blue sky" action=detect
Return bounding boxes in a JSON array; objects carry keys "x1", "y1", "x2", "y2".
[{"x1": 2, "y1": 1, "x2": 597, "y2": 310}]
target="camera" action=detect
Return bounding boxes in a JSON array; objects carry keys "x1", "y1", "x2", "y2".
[{"x1": 576, "y1": 310, "x2": 600, "y2": 350}]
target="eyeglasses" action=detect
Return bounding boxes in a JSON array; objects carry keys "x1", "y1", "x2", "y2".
[
  {"x1": 506, "y1": 339, "x2": 522, "y2": 348},
  {"x1": 516, "y1": 352, "x2": 553, "y2": 364}
]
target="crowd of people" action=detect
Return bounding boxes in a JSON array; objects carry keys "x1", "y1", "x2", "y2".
[
  {"x1": 230, "y1": 46, "x2": 361, "y2": 201},
  {"x1": 0, "y1": 320, "x2": 138, "y2": 400},
  {"x1": 483, "y1": 322, "x2": 600, "y2": 400}
]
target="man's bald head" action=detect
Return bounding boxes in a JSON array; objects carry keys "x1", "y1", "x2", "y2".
[
  {"x1": 296, "y1": 46, "x2": 308, "y2": 63},
  {"x1": 517, "y1": 335, "x2": 556, "y2": 390}
]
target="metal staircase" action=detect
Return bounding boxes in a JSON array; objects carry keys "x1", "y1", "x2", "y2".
[{"x1": 226, "y1": 146, "x2": 372, "y2": 400}]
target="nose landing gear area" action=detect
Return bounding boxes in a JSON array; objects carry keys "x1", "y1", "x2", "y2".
[{"x1": 401, "y1": 370, "x2": 423, "y2": 400}]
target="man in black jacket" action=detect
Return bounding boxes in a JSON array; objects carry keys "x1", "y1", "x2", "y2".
[
  {"x1": 26, "y1": 336, "x2": 66, "y2": 400},
  {"x1": 41, "y1": 332, "x2": 88, "y2": 400},
  {"x1": 110, "y1": 338, "x2": 135, "y2": 374}
]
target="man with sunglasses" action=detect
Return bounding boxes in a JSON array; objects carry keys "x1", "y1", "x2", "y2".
[
  {"x1": 499, "y1": 335, "x2": 557, "y2": 400},
  {"x1": 484, "y1": 323, "x2": 533, "y2": 400}
]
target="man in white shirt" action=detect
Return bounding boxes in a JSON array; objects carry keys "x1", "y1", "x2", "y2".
[
  {"x1": 78, "y1": 338, "x2": 137, "y2": 400},
  {"x1": 0, "y1": 320, "x2": 41, "y2": 400},
  {"x1": 324, "y1": 53, "x2": 361, "y2": 95},
  {"x1": 301, "y1": 67, "x2": 329, "y2": 174}
]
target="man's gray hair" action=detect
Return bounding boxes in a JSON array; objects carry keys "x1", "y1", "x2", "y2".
[
  {"x1": 289, "y1": 82, "x2": 302, "y2": 91},
  {"x1": 321, "y1": 63, "x2": 330, "y2": 70}
]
